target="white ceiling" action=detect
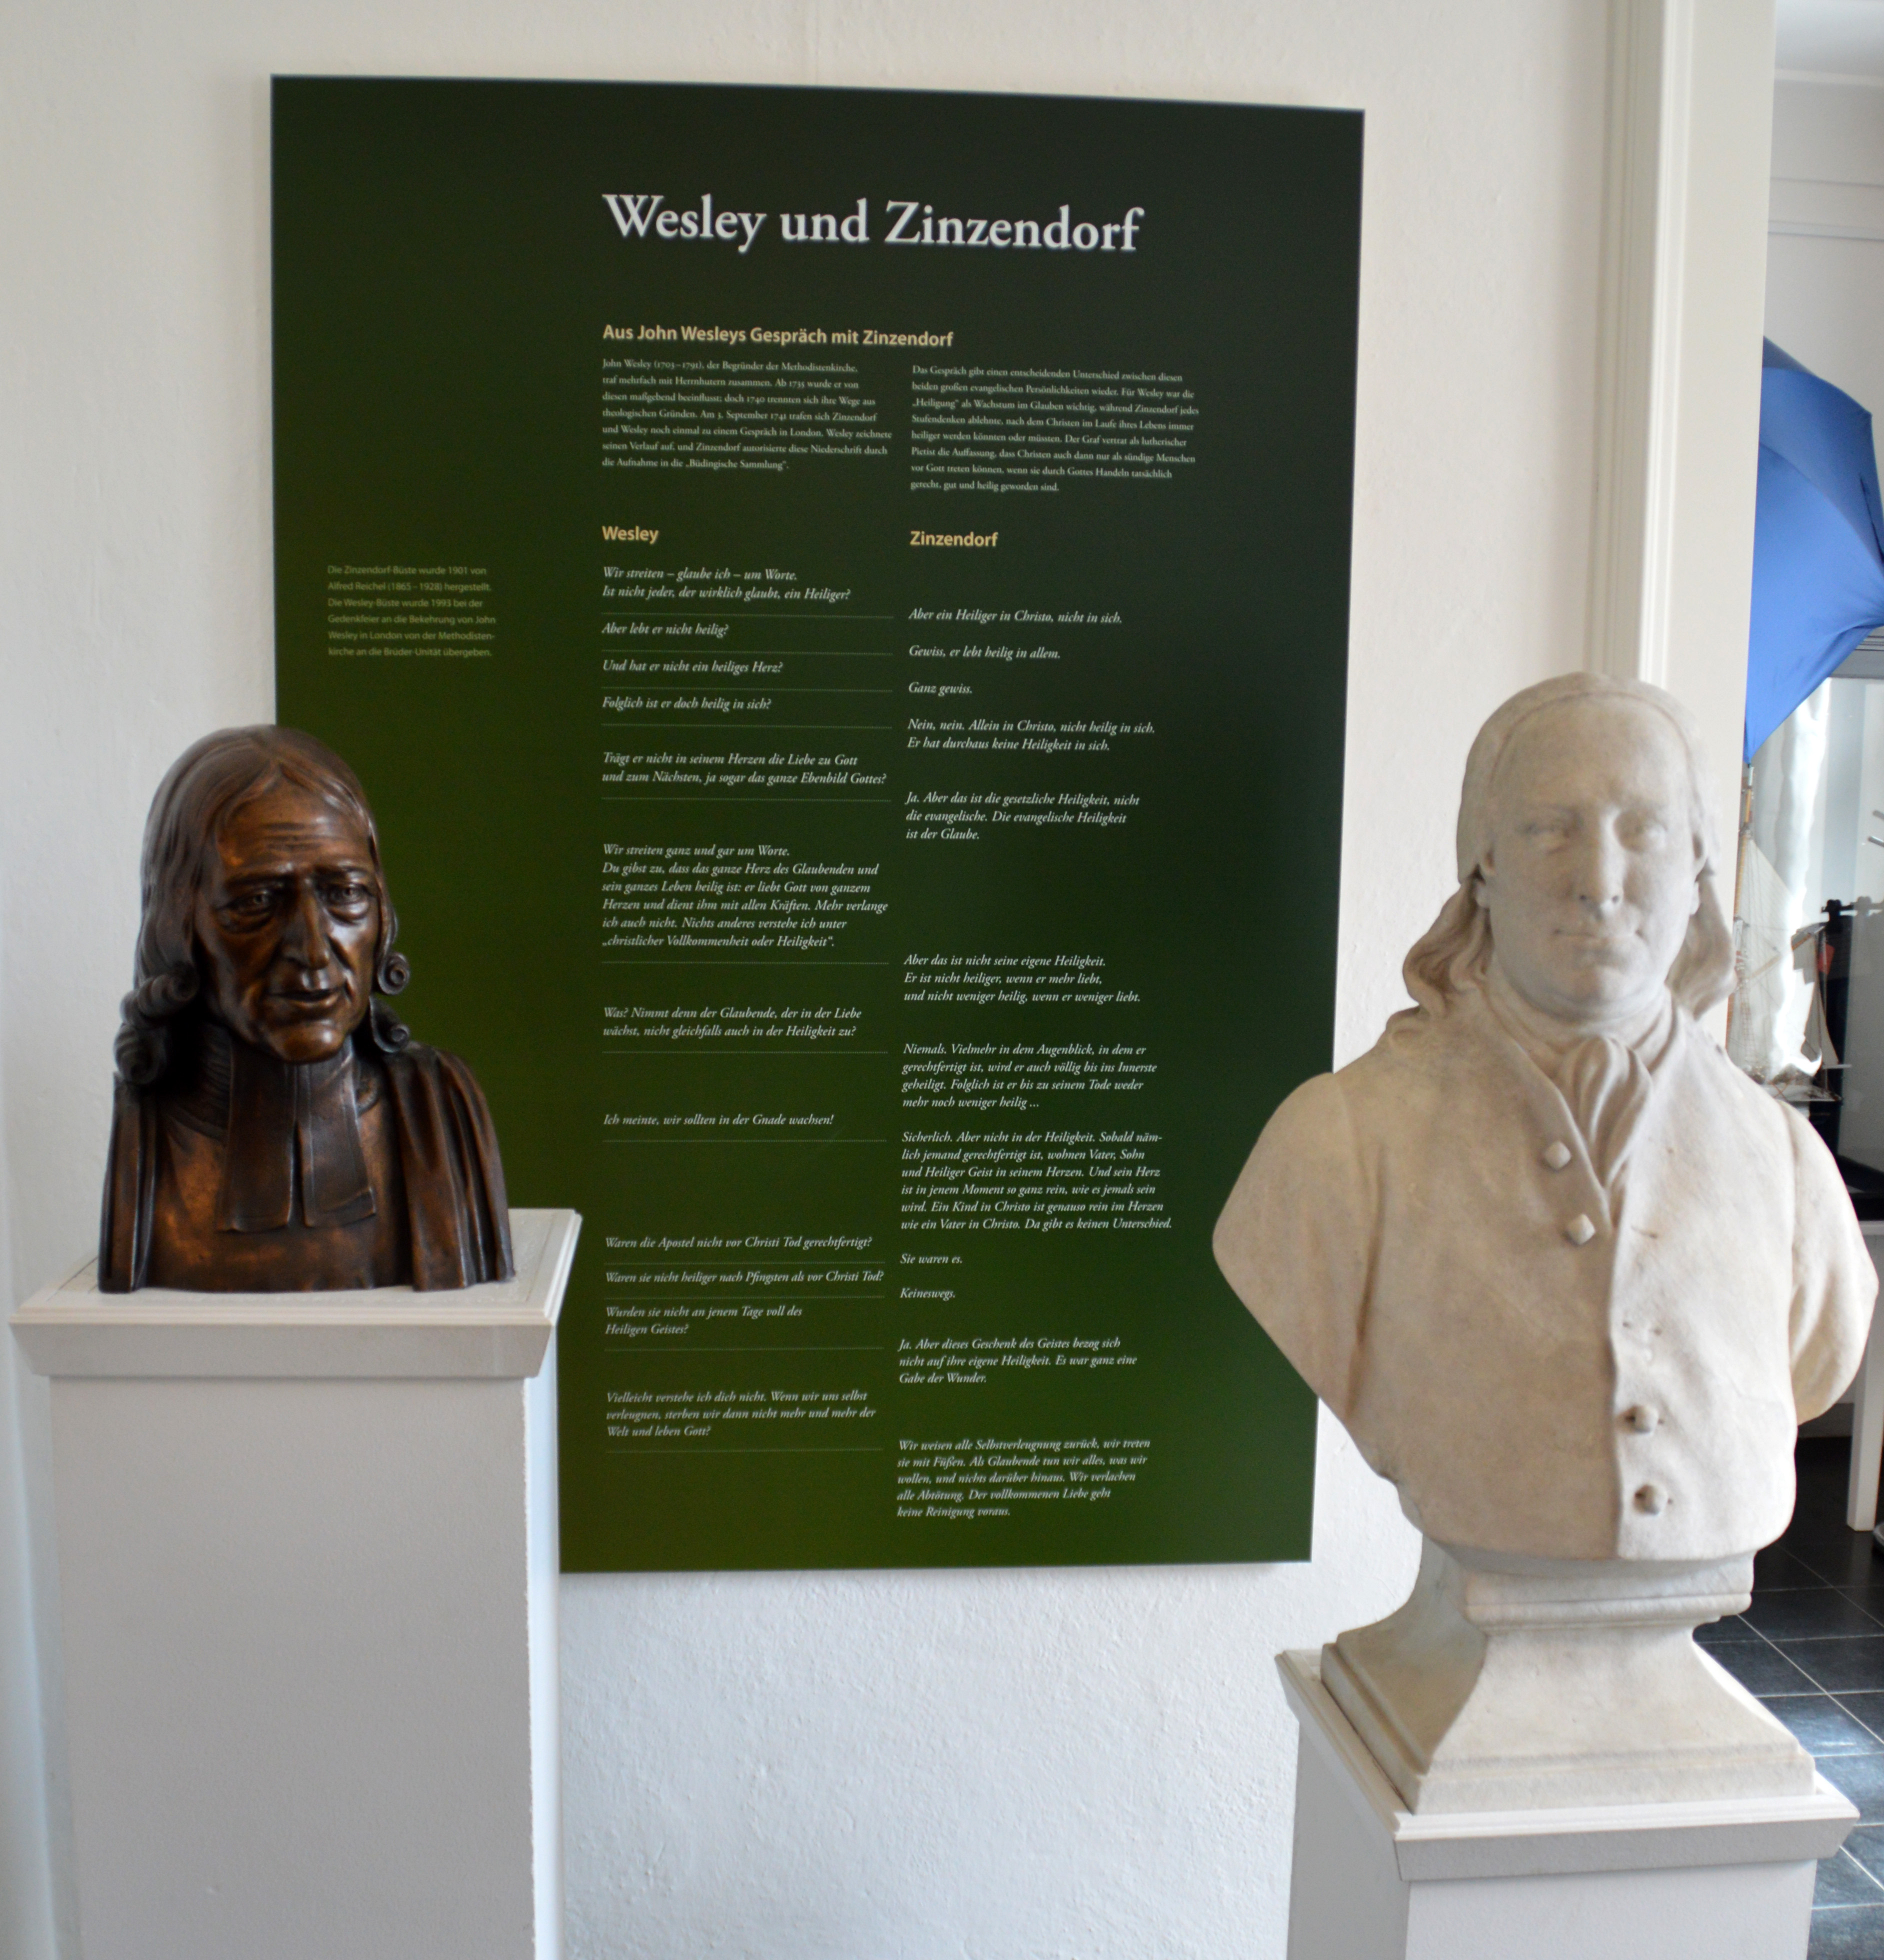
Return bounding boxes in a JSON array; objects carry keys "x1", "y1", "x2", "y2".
[{"x1": 1778, "y1": 0, "x2": 1884, "y2": 80}]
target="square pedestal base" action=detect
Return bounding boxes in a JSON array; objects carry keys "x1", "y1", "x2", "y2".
[
  {"x1": 1279, "y1": 1650, "x2": 1857, "y2": 1960},
  {"x1": 14, "y1": 1208, "x2": 579, "y2": 1960}
]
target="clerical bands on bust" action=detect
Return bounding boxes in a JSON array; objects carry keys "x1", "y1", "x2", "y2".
[
  {"x1": 1214, "y1": 672, "x2": 1876, "y2": 1562},
  {"x1": 98, "y1": 726, "x2": 514, "y2": 1292}
]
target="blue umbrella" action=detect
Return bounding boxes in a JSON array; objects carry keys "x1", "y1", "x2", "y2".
[{"x1": 1744, "y1": 340, "x2": 1884, "y2": 762}]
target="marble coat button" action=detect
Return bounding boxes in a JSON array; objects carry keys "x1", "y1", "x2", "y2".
[
  {"x1": 1634, "y1": 1484, "x2": 1667, "y2": 1515},
  {"x1": 1542, "y1": 1140, "x2": 1573, "y2": 1170},
  {"x1": 1564, "y1": 1214, "x2": 1596, "y2": 1245},
  {"x1": 1621, "y1": 1406, "x2": 1658, "y2": 1434}
]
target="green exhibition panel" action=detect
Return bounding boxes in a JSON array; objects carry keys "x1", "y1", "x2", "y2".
[{"x1": 270, "y1": 77, "x2": 1360, "y2": 1570}]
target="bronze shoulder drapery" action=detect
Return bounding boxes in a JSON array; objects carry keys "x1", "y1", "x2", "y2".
[{"x1": 98, "y1": 1038, "x2": 512, "y2": 1293}]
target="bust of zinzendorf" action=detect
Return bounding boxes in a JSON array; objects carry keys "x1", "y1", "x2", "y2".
[
  {"x1": 98, "y1": 726, "x2": 512, "y2": 1293},
  {"x1": 1214, "y1": 674, "x2": 1874, "y2": 1562}
]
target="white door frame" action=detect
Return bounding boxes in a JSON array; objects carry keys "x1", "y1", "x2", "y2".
[{"x1": 1589, "y1": 0, "x2": 1776, "y2": 866}]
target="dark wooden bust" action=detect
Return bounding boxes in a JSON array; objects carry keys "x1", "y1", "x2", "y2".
[{"x1": 98, "y1": 726, "x2": 513, "y2": 1292}]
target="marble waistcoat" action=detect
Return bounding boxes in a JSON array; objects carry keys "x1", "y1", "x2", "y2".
[{"x1": 1214, "y1": 986, "x2": 1875, "y2": 1560}]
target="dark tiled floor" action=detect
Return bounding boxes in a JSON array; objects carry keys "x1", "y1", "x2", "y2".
[{"x1": 1727, "y1": 1438, "x2": 1884, "y2": 1956}]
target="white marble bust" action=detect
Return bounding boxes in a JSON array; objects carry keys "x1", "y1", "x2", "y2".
[
  {"x1": 1216, "y1": 672, "x2": 1874, "y2": 1564},
  {"x1": 1216, "y1": 674, "x2": 1880, "y2": 1812},
  {"x1": 1214, "y1": 672, "x2": 1884, "y2": 1812}
]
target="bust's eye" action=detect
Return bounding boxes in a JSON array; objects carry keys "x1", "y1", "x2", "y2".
[
  {"x1": 325, "y1": 879, "x2": 374, "y2": 912},
  {"x1": 226, "y1": 889, "x2": 276, "y2": 916}
]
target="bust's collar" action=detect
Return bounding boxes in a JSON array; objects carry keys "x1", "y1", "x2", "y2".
[
  {"x1": 170, "y1": 1018, "x2": 382, "y2": 1138},
  {"x1": 216, "y1": 1027, "x2": 378, "y2": 1232},
  {"x1": 158, "y1": 1020, "x2": 382, "y2": 1234},
  {"x1": 1480, "y1": 960, "x2": 1675, "y2": 1075}
]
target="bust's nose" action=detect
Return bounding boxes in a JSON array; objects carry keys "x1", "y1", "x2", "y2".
[
  {"x1": 276, "y1": 882, "x2": 332, "y2": 970},
  {"x1": 1570, "y1": 821, "x2": 1626, "y2": 914}
]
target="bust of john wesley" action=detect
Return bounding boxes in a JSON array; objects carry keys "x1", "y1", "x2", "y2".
[{"x1": 98, "y1": 726, "x2": 513, "y2": 1292}]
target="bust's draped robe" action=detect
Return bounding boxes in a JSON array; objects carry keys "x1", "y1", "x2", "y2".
[{"x1": 98, "y1": 1024, "x2": 513, "y2": 1292}]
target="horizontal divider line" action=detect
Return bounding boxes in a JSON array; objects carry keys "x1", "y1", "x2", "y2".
[
  {"x1": 603, "y1": 1446, "x2": 886, "y2": 1454},
  {"x1": 600, "y1": 686, "x2": 894, "y2": 694},
  {"x1": 600, "y1": 611, "x2": 894, "y2": 620},
  {"x1": 598, "y1": 723, "x2": 896, "y2": 730},
  {"x1": 604, "y1": 1346, "x2": 886, "y2": 1352},
  {"x1": 600, "y1": 960, "x2": 894, "y2": 966},
  {"x1": 600, "y1": 796, "x2": 894, "y2": 802},
  {"x1": 600, "y1": 658, "x2": 894, "y2": 666}
]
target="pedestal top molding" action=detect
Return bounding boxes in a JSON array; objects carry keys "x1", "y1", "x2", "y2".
[
  {"x1": 10, "y1": 1206, "x2": 579, "y2": 1380},
  {"x1": 1277, "y1": 1651, "x2": 1856, "y2": 1885}
]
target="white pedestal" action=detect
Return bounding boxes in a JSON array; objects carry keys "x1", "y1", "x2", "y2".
[
  {"x1": 1323, "y1": 1538, "x2": 1812, "y2": 1812},
  {"x1": 1278, "y1": 1650, "x2": 1856, "y2": 1960},
  {"x1": 12, "y1": 1206, "x2": 580, "y2": 1960}
]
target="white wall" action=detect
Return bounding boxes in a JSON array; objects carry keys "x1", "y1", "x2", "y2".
[
  {"x1": 0, "y1": 4, "x2": 1622, "y2": 1956},
  {"x1": 1768, "y1": 74, "x2": 1884, "y2": 417}
]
